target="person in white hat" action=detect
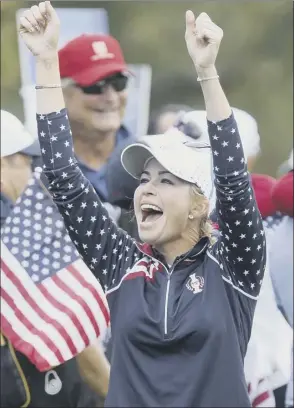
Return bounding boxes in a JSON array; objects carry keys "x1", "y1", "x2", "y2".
[
  {"x1": 20, "y1": 3, "x2": 266, "y2": 407},
  {"x1": 0, "y1": 110, "x2": 40, "y2": 225}
]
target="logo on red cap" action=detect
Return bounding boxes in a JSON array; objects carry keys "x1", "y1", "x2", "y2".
[{"x1": 91, "y1": 41, "x2": 115, "y2": 61}]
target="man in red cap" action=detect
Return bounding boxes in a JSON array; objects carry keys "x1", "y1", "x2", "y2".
[{"x1": 58, "y1": 34, "x2": 134, "y2": 202}]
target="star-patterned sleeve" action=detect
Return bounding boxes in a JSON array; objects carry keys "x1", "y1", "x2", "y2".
[
  {"x1": 207, "y1": 113, "x2": 266, "y2": 299},
  {"x1": 36, "y1": 109, "x2": 142, "y2": 291}
]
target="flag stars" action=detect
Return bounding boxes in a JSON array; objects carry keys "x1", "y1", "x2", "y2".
[
  {"x1": 222, "y1": 141, "x2": 229, "y2": 147},
  {"x1": 86, "y1": 230, "x2": 92, "y2": 237}
]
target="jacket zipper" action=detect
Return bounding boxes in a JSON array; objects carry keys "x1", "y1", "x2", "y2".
[
  {"x1": 164, "y1": 274, "x2": 171, "y2": 335},
  {"x1": 163, "y1": 245, "x2": 208, "y2": 336}
]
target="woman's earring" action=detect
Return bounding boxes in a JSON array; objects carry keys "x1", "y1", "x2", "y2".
[{"x1": 188, "y1": 214, "x2": 194, "y2": 220}]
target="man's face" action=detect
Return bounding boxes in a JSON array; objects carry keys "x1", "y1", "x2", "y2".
[
  {"x1": 64, "y1": 73, "x2": 128, "y2": 138},
  {"x1": 1, "y1": 153, "x2": 32, "y2": 202}
]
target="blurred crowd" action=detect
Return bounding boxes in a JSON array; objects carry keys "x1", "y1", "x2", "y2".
[{"x1": 1, "y1": 21, "x2": 293, "y2": 408}]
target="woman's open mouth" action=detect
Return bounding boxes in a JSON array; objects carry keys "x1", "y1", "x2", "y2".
[{"x1": 141, "y1": 204, "x2": 163, "y2": 223}]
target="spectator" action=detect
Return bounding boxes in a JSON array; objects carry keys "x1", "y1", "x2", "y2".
[
  {"x1": 147, "y1": 103, "x2": 194, "y2": 134},
  {"x1": 58, "y1": 33, "x2": 134, "y2": 204},
  {"x1": 0, "y1": 109, "x2": 109, "y2": 407}
]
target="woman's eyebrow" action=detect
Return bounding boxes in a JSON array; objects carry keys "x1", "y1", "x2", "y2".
[{"x1": 158, "y1": 171, "x2": 171, "y2": 176}]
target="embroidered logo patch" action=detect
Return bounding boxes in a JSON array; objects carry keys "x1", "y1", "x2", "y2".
[{"x1": 186, "y1": 274, "x2": 204, "y2": 294}]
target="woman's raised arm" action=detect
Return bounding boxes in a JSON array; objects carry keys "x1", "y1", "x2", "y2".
[
  {"x1": 185, "y1": 12, "x2": 266, "y2": 298},
  {"x1": 19, "y1": 2, "x2": 141, "y2": 290}
]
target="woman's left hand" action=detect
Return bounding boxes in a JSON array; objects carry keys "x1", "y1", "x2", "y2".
[{"x1": 185, "y1": 11, "x2": 223, "y2": 71}]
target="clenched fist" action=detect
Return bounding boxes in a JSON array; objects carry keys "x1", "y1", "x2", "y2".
[
  {"x1": 185, "y1": 11, "x2": 223, "y2": 71},
  {"x1": 19, "y1": 1, "x2": 60, "y2": 59}
]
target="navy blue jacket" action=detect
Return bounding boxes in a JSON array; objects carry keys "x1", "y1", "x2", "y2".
[{"x1": 37, "y1": 109, "x2": 266, "y2": 407}]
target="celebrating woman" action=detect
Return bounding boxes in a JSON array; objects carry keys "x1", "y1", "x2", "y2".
[{"x1": 19, "y1": 2, "x2": 266, "y2": 406}]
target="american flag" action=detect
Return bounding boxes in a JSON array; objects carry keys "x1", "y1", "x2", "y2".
[{"x1": 0, "y1": 171, "x2": 110, "y2": 372}]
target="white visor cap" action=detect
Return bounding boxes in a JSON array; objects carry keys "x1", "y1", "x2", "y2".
[
  {"x1": 121, "y1": 128, "x2": 215, "y2": 203},
  {"x1": 1, "y1": 110, "x2": 36, "y2": 158}
]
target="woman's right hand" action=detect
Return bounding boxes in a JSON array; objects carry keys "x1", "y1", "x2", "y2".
[{"x1": 19, "y1": 1, "x2": 60, "y2": 59}]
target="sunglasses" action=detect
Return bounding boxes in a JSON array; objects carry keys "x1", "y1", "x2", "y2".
[{"x1": 78, "y1": 73, "x2": 129, "y2": 95}]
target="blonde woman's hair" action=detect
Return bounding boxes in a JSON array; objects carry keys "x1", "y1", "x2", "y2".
[{"x1": 190, "y1": 185, "x2": 214, "y2": 244}]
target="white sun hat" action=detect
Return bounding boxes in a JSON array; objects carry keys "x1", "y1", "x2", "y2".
[
  {"x1": 182, "y1": 108, "x2": 260, "y2": 159},
  {"x1": 121, "y1": 127, "x2": 215, "y2": 209},
  {"x1": 1, "y1": 110, "x2": 37, "y2": 158}
]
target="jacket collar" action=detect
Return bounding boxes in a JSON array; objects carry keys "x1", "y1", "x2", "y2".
[{"x1": 137, "y1": 236, "x2": 209, "y2": 268}]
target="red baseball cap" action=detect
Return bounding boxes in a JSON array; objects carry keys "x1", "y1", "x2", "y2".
[{"x1": 58, "y1": 34, "x2": 129, "y2": 87}]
